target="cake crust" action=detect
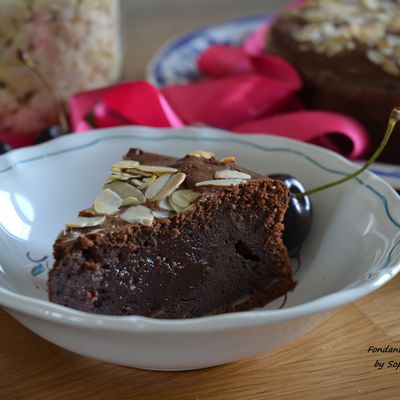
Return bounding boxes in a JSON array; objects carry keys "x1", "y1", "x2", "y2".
[
  {"x1": 267, "y1": 0, "x2": 400, "y2": 162},
  {"x1": 48, "y1": 150, "x2": 295, "y2": 318}
]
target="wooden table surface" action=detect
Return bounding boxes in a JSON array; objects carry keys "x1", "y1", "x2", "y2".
[{"x1": 1, "y1": 274, "x2": 399, "y2": 400}]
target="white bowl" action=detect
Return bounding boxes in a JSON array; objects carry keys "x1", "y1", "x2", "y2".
[{"x1": 1, "y1": 126, "x2": 400, "y2": 371}]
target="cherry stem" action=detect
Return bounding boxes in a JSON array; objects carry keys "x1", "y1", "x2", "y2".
[
  {"x1": 17, "y1": 50, "x2": 70, "y2": 133},
  {"x1": 297, "y1": 107, "x2": 400, "y2": 198}
]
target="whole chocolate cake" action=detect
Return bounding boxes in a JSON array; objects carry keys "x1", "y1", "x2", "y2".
[
  {"x1": 267, "y1": 0, "x2": 400, "y2": 163},
  {"x1": 48, "y1": 149, "x2": 295, "y2": 318}
]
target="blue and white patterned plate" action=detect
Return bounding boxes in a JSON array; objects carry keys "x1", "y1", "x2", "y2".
[
  {"x1": 147, "y1": 15, "x2": 267, "y2": 87},
  {"x1": 0, "y1": 126, "x2": 400, "y2": 370},
  {"x1": 364, "y1": 162, "x2": 400, "y2": 192},
  {"x1": 147, "y1": 16, "x2": 400, "y2": 189}
]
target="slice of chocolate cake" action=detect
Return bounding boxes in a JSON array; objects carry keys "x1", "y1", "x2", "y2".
[
  {"x1": 267, "y1": 0, "x2": 400, "y2": 163},
  {"x1": 48, "y1": 149, "x2": 295, "y2": 318}
]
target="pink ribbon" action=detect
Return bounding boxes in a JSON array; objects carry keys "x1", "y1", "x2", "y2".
[
  {"x1": 162, "y1": 75, "x2": 298, "y2": 128},
  {"x1": 0, "y1": 9, "x2": 370, "y2": 160},
  {"x1": 197, "y1": 45, "x2": 302, "y2": 91},
  {"x1": 66, "y1": 44, "x2": 368, "y2": 159},
  {"x1": 0, "y1": 133, "x2": 36, "y2": 148},
  {"x1": 234, "y1": 111, "x2": 369, "y2": 157},
  {"x1": 69, "y1": 81, "x2": 183, "y2": 132}
]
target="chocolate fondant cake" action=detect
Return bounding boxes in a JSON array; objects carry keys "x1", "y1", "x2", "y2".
[
  {"x1": 267, "y1": 0, "x2": 400, "y2": 163},
  {"x1": 48, "y1": 149, "x2": 295, "y2": 318}
]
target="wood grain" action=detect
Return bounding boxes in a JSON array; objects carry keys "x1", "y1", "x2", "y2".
[{"x1": 1, "y1": 275, "x2": 399, "y2": 400}]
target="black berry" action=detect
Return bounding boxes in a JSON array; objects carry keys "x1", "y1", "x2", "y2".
[
  {"x1": 0, "y1": 141, "x2": 13, "y2": 155},
  {"x1": 269, "y1": 174, "x2": 313, "y2": 252},
  {"x1": 36, "y1": 125, "x2": 65, "y2": 144}
]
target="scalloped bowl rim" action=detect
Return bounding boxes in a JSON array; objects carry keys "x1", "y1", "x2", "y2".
[{"x1": 0, "y1": 126, "x2": 399, "y2": 333}]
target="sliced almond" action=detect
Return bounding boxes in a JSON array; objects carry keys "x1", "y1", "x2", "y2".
[
  {"x1": 104, "y1": 178, "x2": 122, "y2": 186},
  {"x1": 195, "y1": 179, "x2": 247, "y2": 187},
  {"x1": 169, "y1": 199, "x2": 185, "y2": 213},
  {"x1": 122, "y1": 197, "x2": 141, "y2": 206},
  {"x1": 382, "y1": 60, "x2": 400, "y2": 76},
  {"x1": 220, "y1": 156, "x2": 236, "y2": 163},
  {"x1": 152, "y1": 172, "x2": 186, "y2": 202},
  {"x1": 189, "y1": 150, "x2": 215, "y2": 159},
  {"x1": 124, "y1": 168, "x2": 153, "y2": 177},
  {"x1": 120, "y1": 205, "x2": 154, "y2": 226},
  {"x1": 86, "y1": 228, "x2": 104, "y2": 235},
  {"x1": 105, "y1": 181, "x2": 145, "y2": 204},
  {"x1": 111, "y1": 160, "x2": 140, "y2": 172},
  {"x1": 67, "y1": 216, "x2": 106, "y2": 228},
  {"x1": 136, "y1": 175, "x2": 157, "y2": 190},
  {"x1": 152, "y1": 210, "x2": 170, "y2": 218},
  {"x1": 180, "y1": 189, "x2": 200, "y2": 203},
  {"x1": 170, "y1": 190, "x2": 200, "y2": 209},
  {"x1": 113, "y1": 172, "x2": 140, "y2": 179},
  {"x1": 94, "y1": 188, "x2": 123, "y2": 215},
  {"x1": 181, "y1": 204, "x2": 196, "y2": 213},
  {"x1": 170, "y1": 201, "x2": 197, "y2": 214},
  {"x1": 159, "y1": 198, "x2": 173, "y2": 211},
  {"x1": 145, "y1": 174, "x2": 171, "y2": 200},
  {"x1": 79, "y1": 207, "x2": 100, "y2": 217},
  {"x1": 135, "y1": 165, "x2": 178, "y2": 175},
  {"x1": 130, "y1": 178, "x2": 144, "y2": 187},
  {"x1": 214, "y1": 169, "x2": 251, "y2": 180},
  {"x1": 105, "y1": 172, "x2": 139, "y2": 184}
]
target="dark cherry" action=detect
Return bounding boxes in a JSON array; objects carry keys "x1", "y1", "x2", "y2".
[
  {"x1": 0, "y1": 141, "x2": 13, "y2": 155},
  {"x1": 269, "y1": 174, "x2": 313, "y2": 252},
  {"x1": 36, "y1": 125, "x2": 65, "y2": 144}
]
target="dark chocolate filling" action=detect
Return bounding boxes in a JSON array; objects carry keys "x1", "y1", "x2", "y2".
[{"x1": 49, "y1": 152, "x2": 295, "y2": 318}]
